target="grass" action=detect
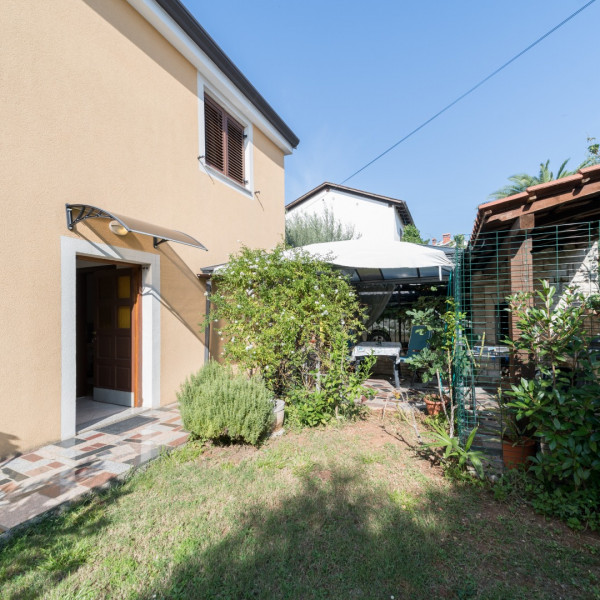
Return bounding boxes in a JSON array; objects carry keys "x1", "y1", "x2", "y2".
[{"x1": 1, "y1": 415, "x2": 599, "y2": 599}]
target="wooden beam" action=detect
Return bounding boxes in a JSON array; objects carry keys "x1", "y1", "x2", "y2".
[{"x1": 485, "y1": 181, "x2": 600, "y2": 226}]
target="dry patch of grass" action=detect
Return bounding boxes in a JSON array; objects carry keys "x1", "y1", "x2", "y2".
[{"x1": 1, "y1": 415, "x2": 599, "y2": 599}]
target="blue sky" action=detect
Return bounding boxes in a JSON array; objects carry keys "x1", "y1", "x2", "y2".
[{"x1": 185, "y1": 0, "x2": 600, "y2": 240}]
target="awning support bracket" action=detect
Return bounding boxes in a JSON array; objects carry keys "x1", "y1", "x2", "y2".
[
  {"x1": 66, "y1": 204, "x2": 119, "y2": 231},
  {"x1": 153, "y1": 237, "x2": 169, "y2": 249}
]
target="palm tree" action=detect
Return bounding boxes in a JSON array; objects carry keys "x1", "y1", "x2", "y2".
[{"x1": 489, "y1": 157, "x2": 596, "y2": 200}]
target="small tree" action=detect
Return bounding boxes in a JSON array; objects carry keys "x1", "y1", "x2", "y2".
[
  {"x1": 405, "y1": 295, "x2": 466, "y2": 436},
  {"x1": 285, "y1": 207, "x2": 358, "y2": 247},
  {"x1": 206, "y1": 245, "x2": 373, "y2": 423},
  {"x1": 401, "y1": 224, "x2": 429, "y2": 245}
]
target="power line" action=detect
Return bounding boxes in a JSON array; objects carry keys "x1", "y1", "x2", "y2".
[{"x1": 341, "y1": 0, "x2": 597, "y2": 185}]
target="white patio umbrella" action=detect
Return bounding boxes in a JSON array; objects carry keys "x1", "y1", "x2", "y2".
[
  {"x1": 287, "y1": 239, "x2": 454, "y2": 283},
  {"x1": 286, "y1": 239, "x2": 455, "y2": 327}
]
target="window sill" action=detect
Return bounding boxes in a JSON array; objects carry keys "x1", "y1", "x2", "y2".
[{"x1": 202, "y1": 163, "x2": 253, "y2": 198}]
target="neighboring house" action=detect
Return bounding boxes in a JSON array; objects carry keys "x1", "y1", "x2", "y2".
[
  {"x1": 286, "y1": 183, "x2": 414, "y2": 241},
  {"x1": 0, "y1": 0, "x2": 298, "y2": 457},
  {"x1": 431, "y1": 233, "x2": 452, "y2": 247}
]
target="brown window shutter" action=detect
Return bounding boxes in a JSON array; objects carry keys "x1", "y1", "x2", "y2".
[
  {"x1": 204, "y1": 95, "x2": 246, "y2": 186},
  {"x1": 226, "y1": 117, "x2": 244, "y2": 185},
  {"x1": 204, "y1": 97, "x2": 224, "y2": 173}
]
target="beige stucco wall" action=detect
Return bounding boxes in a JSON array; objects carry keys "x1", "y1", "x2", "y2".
[{"x1": 0, "y1": 0, "x2": 286, "y2": 457}]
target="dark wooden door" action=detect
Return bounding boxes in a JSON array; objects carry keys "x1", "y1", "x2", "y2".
[{"x1": 94, "y1": 268, "x2": 137, "y2": 400}]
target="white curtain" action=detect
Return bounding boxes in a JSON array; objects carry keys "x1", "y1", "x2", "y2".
[{"x1": 358, "y1": 284, "x2": 396, "y2": 328}]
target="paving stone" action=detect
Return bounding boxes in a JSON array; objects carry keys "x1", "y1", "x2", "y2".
[
  {"x1": 0, "y1": 403, "x2": 187, "y2": 536},
  {"x1": 71, "y1": 445, "x2": 116, "y2": 462},
  {"x1": 21, "y1": 453, "x2": 43, "y2": 463},
  {"x1": 96, "y1": 415, "x2": 157, "y2": 435},
  {"x1": 54, "y1": 438, "x2": 87, "y2": 449},
  {"x1": 1, "y1": 468, "x2": 29, "y2": 482}
]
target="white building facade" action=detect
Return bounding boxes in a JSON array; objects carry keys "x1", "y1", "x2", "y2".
[{"x1": 286, "y1": 183, "x2": 414, "y2": 241}]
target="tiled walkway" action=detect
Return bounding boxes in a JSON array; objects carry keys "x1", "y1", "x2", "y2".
[
  {"x1": 0, "y1": 380, "x2": 431, "y2": 537},
  {"x1": 363, "y1": 377, "x2": 426, "y2": 412},
  {"x1": 0, "y1": 404, "x2": 188, "y2": 535}
]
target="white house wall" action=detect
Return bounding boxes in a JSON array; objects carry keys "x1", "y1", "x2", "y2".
[{"x1": 287, "y1": 189, "x2": 404, "y2": 241}]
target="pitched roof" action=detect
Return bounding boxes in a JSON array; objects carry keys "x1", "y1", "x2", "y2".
[
  {"x1": 471, "y1": 164, "x2": 600, "y2": 244},
  {"x1": 155, "y1": 0, "x2": 299, "y2": 149},
  {"x1": 286, "y1": 182, "x2": 414, "y2": 225}
]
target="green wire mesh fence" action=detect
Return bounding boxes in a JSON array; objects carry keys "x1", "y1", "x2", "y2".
[{"x1": 453, "y1": 220, "x2": 600, "y2": 462}]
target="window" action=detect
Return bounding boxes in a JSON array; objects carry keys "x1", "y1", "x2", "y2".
[{"x1": 204, "y1": 95, "x2": 245, "y2": 186}]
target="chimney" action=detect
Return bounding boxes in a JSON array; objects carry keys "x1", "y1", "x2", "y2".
[{"x1": 442, "y1": 233, "x2": 451, "y2": 245}]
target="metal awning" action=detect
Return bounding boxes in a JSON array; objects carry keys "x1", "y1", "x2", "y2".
[{"x1": 65, "y1": 204, "x2": 207, "y2": 251}]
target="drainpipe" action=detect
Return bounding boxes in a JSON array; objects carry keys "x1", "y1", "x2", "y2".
[{"x1": 204, "y1": 278, "x2": 212, "y2": 363}]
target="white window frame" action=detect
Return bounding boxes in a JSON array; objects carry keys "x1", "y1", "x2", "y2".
[{"x1": 197, "y1": 73, "x2": 254, "y2": 197}]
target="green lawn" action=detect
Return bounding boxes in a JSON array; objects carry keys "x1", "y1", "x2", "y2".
[{"x1": 1, "y1": 416, "x2": 599, "y2": 599}]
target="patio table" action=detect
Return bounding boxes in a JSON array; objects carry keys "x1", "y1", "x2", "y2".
[
  {"x1": 473, "y1": 345, "x2": 510, "y2": 359},
  {"x1": 352, "y1": 341, "x2": 403, "y2": 388}
]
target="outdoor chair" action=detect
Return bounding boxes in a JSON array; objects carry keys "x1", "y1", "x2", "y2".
[{"x1": 396, "y1": 325, "x2": 431, "y2": 381}]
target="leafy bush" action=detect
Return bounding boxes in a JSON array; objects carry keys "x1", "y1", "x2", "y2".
[
  {"x1": 506, "y1": 282, "x2": 600, "y2": 489},
  {"x1": 178, "y1": 362, "x2": 274, "y2": 445},
  {"x1": 206, "y1": 244, "x2": 370, "y2": 424},
  {"x1": 494, "y1": 470, "x2": 600, "y2": 531},
  {"x1": 500, "y1": 281, "x2": 600, "y2": 529},
  {"x1": 285, "y1": 332, "x2": 376, "y2": 426}
]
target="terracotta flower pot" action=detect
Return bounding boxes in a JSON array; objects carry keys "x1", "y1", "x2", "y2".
[
  {"x1": 424, "y1": 396, "x2": 448, "y2": 416},
  {"x1": 502, "y1": 437, "x2": 536, "y2": 470}
]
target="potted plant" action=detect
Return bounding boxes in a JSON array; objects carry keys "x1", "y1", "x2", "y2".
[
  {"x1": 498, "y1": 389, "x2": 536, "y2": 470},
  {"x1": 422, "y1": 392, "x2": 449, "y2": 416}
]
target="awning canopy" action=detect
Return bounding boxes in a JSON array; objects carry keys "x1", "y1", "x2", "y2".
[
  {"x1": 287, "y1": 239, "x2": 453, "y2": 283},
  {"x1": 65, "y1": 204, "x2": 207, "y2": 251}
]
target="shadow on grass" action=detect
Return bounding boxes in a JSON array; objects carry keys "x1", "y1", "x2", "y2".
[
  {"x1": 137, "y1": 465, "x2": 466, "y2": 600},
  {"x1": 0, "y1": 480, "x2": 132, "y2": 600}
]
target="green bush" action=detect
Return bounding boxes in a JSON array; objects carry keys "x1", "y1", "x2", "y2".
[
  {"x1": 178, "y1": 362, "x2": 274, "y2": 446},
  {"x1": 205, "y1": 244, "x2": 370, "y2": 424},
  {"x1": 285, "y1": 331, "x2": 375, "y2": 427},
  {"x1": 506, "y1": 282, "x2": 600, "y2": 489},
  {"x1": 494, "y1": 470, "x2": 600, "y2": 531},
  {"x1": 501, "y1": 281, "x2": 600, "y2": 529}
]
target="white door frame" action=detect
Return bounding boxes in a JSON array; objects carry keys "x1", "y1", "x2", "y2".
[{"x1": 60, "y1": 236, "x2": 161, "y2": 439}]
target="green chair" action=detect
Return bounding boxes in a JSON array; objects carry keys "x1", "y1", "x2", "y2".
[{"x1": 396, "y1": 326, "x2": 431, "y2": 379}]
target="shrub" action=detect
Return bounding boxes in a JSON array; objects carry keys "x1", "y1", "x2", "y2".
[
  {"x1": 178, "y1": 362, "x2": 274, "y2": 446},
  {"x1": 206, "y1": 244, "x2": 370, "y2": 423},
  {"x1": 285, "y1": 331, "x2": 376, "y2": 427},
  {"x1": 285, "y1": 207, "x2": 358, "y2": 247},
  {"x1": 506, "y1": 282, "x2": 600, "y2": 489},
  {"x1": 494, "y1": 470, "x2": 600, "y2": 531},
  {"x1": 501, "y1": 281, "x2": 600, "y2": 529}
]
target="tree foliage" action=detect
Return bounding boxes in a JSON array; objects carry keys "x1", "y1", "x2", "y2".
[
  {"x1": 587, "y1": 136, "x2": 600, "y2": 165},
  {"x1": 285, "y1": 207, "x2": 358, "y2": 247},
  {"x1": 489, "y1": 157, "x2": 596, "y2": 200},
  {"x1": 401, "y1": 224, "x2": 429, "y2": 245}
]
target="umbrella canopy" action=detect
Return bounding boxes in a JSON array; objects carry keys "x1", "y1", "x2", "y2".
[{"x1": 288, "y1": 239, "x2": 454, "y2": 283}]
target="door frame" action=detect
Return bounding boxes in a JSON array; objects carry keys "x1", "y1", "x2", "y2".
[{"x1": 61, "y1": 237, "x2": 161, "y2": 439}]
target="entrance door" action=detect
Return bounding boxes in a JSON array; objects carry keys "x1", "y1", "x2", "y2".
[{"x1": 94, "y1": 267, "x2": 141, "y2": 406}]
